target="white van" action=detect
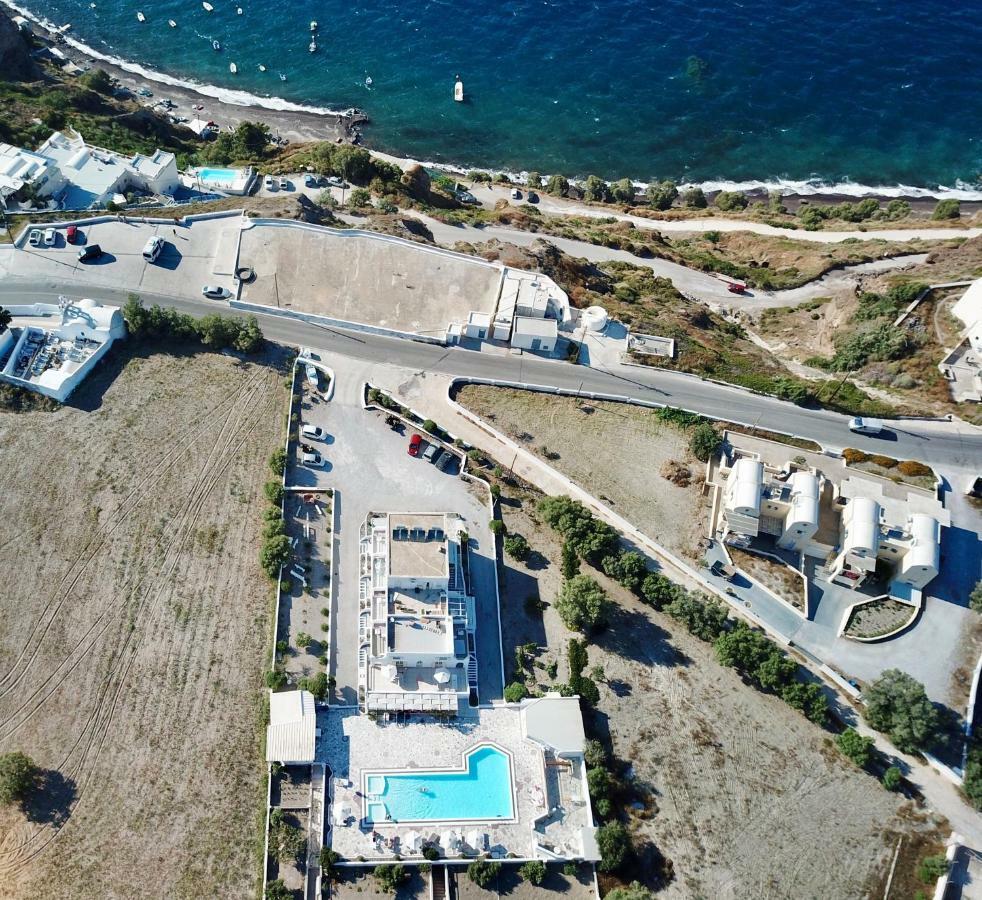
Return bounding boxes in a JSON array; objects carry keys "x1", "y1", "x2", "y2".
[
  {"x1": 848, "y1": 417, "x2": 884, "y2": 436},
  {"x1": 142, "y1": 236, "x2": 164, "y2": 263}
]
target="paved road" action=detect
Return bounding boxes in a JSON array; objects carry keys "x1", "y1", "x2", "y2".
[{"x1": 2, "y1": 277, "x2": 979, "y2": 487}]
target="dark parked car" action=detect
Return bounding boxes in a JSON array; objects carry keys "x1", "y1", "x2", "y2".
[{"x1": 77, "y1": 244, "x2": 103, "y2": 262}]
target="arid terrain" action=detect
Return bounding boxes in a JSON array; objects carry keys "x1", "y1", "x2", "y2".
[{"x1": 0, "y1": 346, "x2": 286, "y2": 898}]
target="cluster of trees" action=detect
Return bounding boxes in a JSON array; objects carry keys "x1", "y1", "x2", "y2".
[
  {"x1": 538, "y1": 496, "x2": 620, "y2": 567},
  {"x1": 306, "y1": 142, "x2": 403, "y2": 189},
  {"x1": 204, "y1": 121, "x2": 273, "y2": 165},
  {"x1": 374, "y1": 863, "x2": 411, "y2": 892},
  {"x1": 260, "y1": 475, "x2": 291, "y2": 580},
  {"x1": 467, "y1": 859, "x2": 502, "y2": 887},
  {"x1": 122, "y1": 296, "x2": 264, "y2": 354}
]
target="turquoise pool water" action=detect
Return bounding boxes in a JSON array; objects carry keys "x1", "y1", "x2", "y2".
[
  {"x1": 196, "y1": 167, "x2": 241, "y2": 183},
  {"x1": 364, "y1": 745, "x2": 513, "y2": 823}
]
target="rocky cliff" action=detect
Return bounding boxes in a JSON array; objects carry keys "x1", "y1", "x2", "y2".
[{"x1": 0, "y1": 9, "x2": 40, "y2": 81}]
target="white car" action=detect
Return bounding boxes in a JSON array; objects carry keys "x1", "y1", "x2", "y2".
[
  {"x1": 264, "y1": 175, "x2": 276, "y2": 191},
  {"x1": 42, "y1": 227, "x2": 56, "y2": 246},
  {"x1": 301, "y1": 451, "x2": 324, "y2": 467},
  {"x1": 510, "y1": 188, "x2": 522, "y2": 200},
  {"x1": 201, "y1": 285, "x2": 231, "y2": 300},
  {"x1": 279, "y1": 177, "x2": 290, "y2": 190},
  {"x1": 28, "y1": 229, "x2": 43, "y2": 247},
  {"x1": 848, "y1": 417, "x2": 884, "y2": 436},
  {"x1": 301, "y1": 424, "x2": 325, "y2": 440},
  {"x1": 305, "y1": 363, "x2": 319, "y2": 386}
]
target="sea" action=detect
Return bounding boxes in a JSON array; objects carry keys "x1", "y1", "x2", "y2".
[{"x1": 7, "y1": 0, "x2": 982, "y2": 197}]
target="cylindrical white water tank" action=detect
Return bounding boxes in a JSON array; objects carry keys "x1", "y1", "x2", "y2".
[{"x1": 582, "y1": 305, "x2": 608, "y2": 331}]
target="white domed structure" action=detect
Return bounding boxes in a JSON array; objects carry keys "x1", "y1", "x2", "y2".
[{"x1": 582, "y1": 305, "x2": 608, "y2": 332}]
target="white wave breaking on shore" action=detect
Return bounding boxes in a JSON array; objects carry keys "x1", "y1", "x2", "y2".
[{"x1": 6, "y1": 0, "x2": 982, "y2": 201}]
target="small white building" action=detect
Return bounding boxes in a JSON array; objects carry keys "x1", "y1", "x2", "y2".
[
  {"x1": 266, "y1": 690, "x2": 317, "y2": 765},
  {"x1": 939, "y1": 279, "x2": 982, "y2": 402},
  {"x1": 0, "y1": 142, "x2": 63, "y2": 203},
  {"x1": 511, "y1": 315, "x2": 558, "y2": 352},
  {"x1": 0, "y1": 297, "x2": 126, "y2": 402},
  {"x1": 492, "y1": 268, "x2": 571, "y2": 348}
]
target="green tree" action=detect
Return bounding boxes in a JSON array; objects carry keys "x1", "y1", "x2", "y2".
[
  {"x1": 375, "y1": 864, "x2": 410, "y2": 893},
  {"x1": 264, "y1": 480, "x2": 284, "y2": 505},
  {"x1": 526, "y1": 171, "x2": 543, "y2": 189},
  {"x1": 260, "y1": 534, "x2": 291, "y2": 579},
  {"x1": 689, "y1": 422, "x2": 722, "y2": 462},
  {"x1": 582, "y1": 175, "x2": 612, "y2": 203},
  {"x1": 640, "y1": 572, "x2": 681, "y2": 609},
  {"x1": 604, "y1": 882, "x2": 654, "y2": 900},
  {"x1": 555, "y1": 575, "x2": 610, "y2": 633},
  {"x1": 467, "y1": 859, "x2": 502, "y2": 887},
  {"x1": 561, "y1": 541, "x2": 580, "y2": 579},
  {"x1": 610, "y1": 178, "x2": 636, "y2": 203},
  {"x1": 601, "y1": 550, "x2": 648, "y2": 591},
  {"x1": 295, "y1": 632, "x2": 312, "y2": 650},
  {"x1": 519, "y1": 860, "x2": 547, "y2": 885},
  {"x1": 864, "y1": 669, "x2": 942, "y2": 753},
  {"x1": 348, "y1": 187, "x2": 372, "y2": 208},
  {"x1": 545, "y1": 174, "x2": 569, "y2": 197},
  {"x1": 488, "y1": 518, "x2": 506, "y2": 537},
  {"x1": 538, "y1": 496, "x2": 619, "y2": 564},
  {"x1": 917, "y1": 853, "x2": 950, "y2": 883},
  {"x1": 645, "y1": 180, "x2": 678, "y2": 210},
  {"x1": 886, "y1": 198, "x2": 911, "y2": 219},
  {"x1": 232, "y1": 121, "x2": 271, "y2": 157},
  {"x1": 882, "y1": 766, "x2": 902, "y2": 791},
  {"x1": 584, "y1": 739, "x2": 608, "y2": 768},
  {"x1": 681, "y1": 187, "x2": 707, "y2": 208},
  {"x1": 969, "y1": 580, "x2": 982, "y2": 613},
  {"x1": 931, "y1": 199, "x2": 960, "y2": 220},
  {"x1": 320, "y1": 847, "x2": 341, "y2": 879},
  {"x1": 596, "y1": 821, "x2": 631, "y2": 873},
  {"x1": 504, "y1": 534, "x2": 531, "y2": 561},
  {"x1": 265, "y1": 879, "x2": 291, "y2": 900},
  {"x1": 715, "y1": 190, "x2": 749, "y2": 211},
  {"x1": 234, "y1": 316, "x2": 264, "y2": 353},
  {"x1": 269, "y1": 448, "x2": 287, "y2": 477},
  {"x1": 667, "y1": 593, "x2": 727, "y2": 641},
  {"x1": 0, "y1": 752, "x2": 38, "y2": 806},
  {"x1": 82, "y1": 67, "x2": 113, "y2": 94},
  {"x1": 835, "y1": 727, "x2": 875, "y2": 768},
  {"x1": 780, "y1": 681, "x2": 828, "y2": 724},
  {"x1": 503, "y1": 682, "x2": 529, "y2": 703}
]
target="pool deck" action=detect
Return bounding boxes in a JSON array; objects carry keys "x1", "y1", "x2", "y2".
[{"x1": 321, "y1": 707, "x2": 592, "y2": 863}]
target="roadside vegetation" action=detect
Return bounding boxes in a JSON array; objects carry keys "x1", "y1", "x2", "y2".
[{"x1": 122, "y1": 294, "x2": 264, "y2": 353}]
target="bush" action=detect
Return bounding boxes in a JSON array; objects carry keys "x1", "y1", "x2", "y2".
[
  {"x1": 538, "y1": 497, "x2": 620, "y2": 565},
  {"x1": 713, "y1": 621, "x2": 793, "y2": 687},
  {"x1": 610, "y1": 178, "x2": 636, "y2": 203},
  {"x1": 682, "y1": 187, "x2": 708, "y2": 208},
  {"x1": 122, "y1": 297, "x2": 264, "y2": 353},
  {"x1": 467, "y1": 859, "x2": 502, "y2": 888},
  {"x1": 0, "y1": 752, "x2": 38, "y2": 806},
  {"x1": 504, "y1": 533, "x2": 531, "y2": 561},
  {"x1": 596, "y1": 821, "x2": 631, "y2": 873},
  {"x1": 689, "y1": 423, "x2": 722, "y2": 462},
  {"x1": 604, "y1": 883, "x2": 655, "y2": 900},
  {"x1": 264, "y1": 480, "x2": 284, "y2": 505},
  {"x1": 869, "y1": 454, "x2": 898, "y2": 469},
  {"x1": 882, "y1": 766, "x2": 902, "y2": 791},
  {"x1": 582, "y1": 175, "x2": 612, "y2": 203},
  {"x1": 265, "y1": 669, "x2": 286, "y2": 690},
  {"x1": 931, "y1": 199, "x2": 960, "y2": 220},
  {"x1": 295, "y1": 632, "x2": 312, "y2": 649},
  {"x1": 917, "y1": 853, "x2": 950, "y2": 883},
  {"x1": 865, "y1": 669, "x2": 943, "y2": 753},
  {"x1": 835, "y1": 727, "x2": 875, "y2": 767},
  {"x1": 601, "y1": 550, "x2": 648, "y2": 592},
  {"x1": 646, "y1": 180, "x2": 678, "y2": 210},
  {"x1": 545, "y1": 174, "x2": 569, "y2": 197},
  {"x1": 488, "y1": 519, "x2": 506, "y2": 537},
  {"x1": 269, "y1": 809, "x2": 307, "y2": 863},
  {"x1": 265, "y1": 880, "x2": 291, "y2": 900},
  {"x1": 519, "y1": 861, "x2": 547, "y2": 885},
  {"x1": 374, "y1": 864, "x2": 410, "y2": 893},
  {"x1": 779, "y1": 681, "x2": 829, "y2": 724},
  {"x1": 971, "y1": 581, "x2": 982, "y2": 614},
  {"x1": 842, "y1": 448, "x2": 870, "y2": 464},
  {"x1": 269, "y1": 448, "x2": 287, "y2": 477},
  {"x1": 422, "y1": 845, "x2": 441, "y2": 861},
  {"x1": 640, "y1": 572, "x2": 682, "y2": 609},
  {"x1": 422, "y1": 419, "x2": 439, "y2": 434},
  {"x1": 666, "y1": 593, "x2": 727, "y2": 641},
  {"x1": 561, "y1": 541, "x2": 580, "y2": 579},
  {"x1": 555, "y1": 575, "x2": 610, "y2": 633},
  {"x1": 504, "y1": 682, "x2": 529, "y2": 703},
  {"x1": 964, "y1": 741, "x2": 982, "y2": 808},
  {"x1": 584, "y1": 739, "x2": 608, "y2": 768},
  {"x1": 897, "y1": 460, "x2": 933, "y2": 478},
  {"x1": 715, "y1": 191, "x2": 749, "y2": 211},
  {"x1": 260, "y1": 534, "x2": 291, "y2": 579}
]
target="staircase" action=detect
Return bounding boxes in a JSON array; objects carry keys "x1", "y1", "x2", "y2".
[{"x1": 430, "y1": 865, "x2": 451, "y2": 900}]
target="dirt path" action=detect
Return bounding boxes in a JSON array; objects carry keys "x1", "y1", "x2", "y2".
[{"x1": 0, "y1": 347, "x2": 287, "y2": 899}]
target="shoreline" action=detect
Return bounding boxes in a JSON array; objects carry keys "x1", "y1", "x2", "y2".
[{"x1": 8, "y1": 1, "x2": 982, "y2": 204}]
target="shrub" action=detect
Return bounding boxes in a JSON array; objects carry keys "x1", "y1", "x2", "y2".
[
  {"x1": 682, "y1": 187, "x2": 708, "y2": 208},
  {"x1": 269, "y1": 810, "x2": 307, "y2": 863},
  {"x1": 897, "y1": 460, "x2": 933, "y2": 477},
  {"x1": 964, "y1": 741, "x2": 982, "y2": 808},
  {"x1": 582, "y1": 175, "x2": 612, "y2": 203},
  {"x1": 374, "y1": 864, "x2": 410, "y2": 893},
  {"x1": 503, "y1": 682, "x2": 529, "y2": 703},
  {"x1": 295, "y1": 632, "x2": 312, "y2": 649},
  {"x1": 348, "y1": 187, "x2": 372, "y2": 208},
  {"x1": 713, "y1": 621, "x2": 796, "y2": 690},
  {"x1": 555, "y1": 576, "x2": 610, "y2": 633},
  {"x1": 865, "y1": 669, "x2": 943, "y2": 753},
  {"x1": 504, "y1": 534, "x2": 531, "y2": 561},
  {"x1": 869, "y1": 454, "x2": 898, "y2": 469},
  {"x1": 0, "y1": 752, "x2": 38, "y2": 806},
  {"x1": 265, "y1": 880, "x2": 291, "y2": 900},
  {"x1": 917, "y1": 853, "x2": 950, "y2": 883},
  {"x1": 260, "y1": 535, "x2": 291, "y2": 579},
  {"x1": 640, "y1": 572, "x2": 682, "y2": 609},
  {"x1": 488, "y1": 519, "x2": 506, "y2": 537},
  {"x1": 604, "y1": 882, "x2": 655, "y2": 900},
  {"x1": 265, "y1": 669, "x2": 286, "y2": 690},
  {"x1": 422, "y1": 419, "x2": 439, "y2": 434},
  {"x1": 422, "y1": 845, "x2": 441, "y2": 861},
  {"x1": 611, "y1": 178, "x2": 636, "y2": 203},
  {"x1": 931, "y1": 199, "x2": 960, "y2": 220},
  {"x1": 882, "y1": 766, "x2": 902, "y2": 791},
  {"x1": 780, "y1": 681, "x2": 828, "y2": 724},
  {"x1": 666, "y1": 592, "x2": 727, "y2": 641},
  {"x1": 601, "y1": 551, "x2": 648, "y2": 592},
  {"x1": 689, "y1": 423, "x2": 722, "y2": 462},
  {"x1": 842, "y1": 448, "x2": 870, "y2": 464},
  {"x1": 519, "y1": 861, "x2": 547, "y2": 885},
  {"x1": 538, "y1": 497, "x2": 619, "y2": 564},
  {"x1": 545, "y1": 174, "x2": 569, "y2": 197},
  {"x1": 835, "y1": 727, "x2": 875, "y2": 767},
  {"x1": 596, "y1": 821, "x2": 631, "y2": 873},
  {"x1": 467, "y1": 859, "x2": 502, "y2": 887},
  {"x1": 646, "y1": 180, "x2": 678, "y2": 210},
  {"x1": 715, "y1": 191, "x2": 749, "y2": 211},
  {"x1": 971, "y1": 581, "x2": 982, "y2": 614},
  {"x1": 584, "y1": 739, "x2": 608, "y2": 768},
  {"x1": 561, "y1": 541, "x2": 580, "y2": 579}
]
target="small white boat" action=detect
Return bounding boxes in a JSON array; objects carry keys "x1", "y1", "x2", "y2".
[
  {"x1": 365, "y1": 75, "x2": 373, "y2": 87},
  {"x1": 88, "y1": 2, "x2": 95, "y2": 8},
  {"x1": 279, "y1": 72, "x2": 287, "y2": 81},
  {"x1": 229, "y1": 62, "x2": 237, "y2": 73},
  {"x1": 310, "y1": 20, "x2": 317, "y2": 31},
  {"x1": 202, "y1": 1, "x2": 213, "y2": 10},
  {"x1": 212, "y1": 39, "x2": 220, "y2": 50},
  {"x1": 258, "y1": 64, "x2": 266, "y2": 72},
  {"x1": 454, "y1": 74, "x2": 463, "y2": 102},
  {"x1": 136, "y1": 11, "x2": 146, "y2": 22},
  {"x1": 236, "y1": 7, "x2": 242, "y2": 14},
  {"x1": 168, "y1": 19, "x2": 176, "y2": 27},
  {"x1": 308, "y1": 38, "x2": 316, "y2": 52}
]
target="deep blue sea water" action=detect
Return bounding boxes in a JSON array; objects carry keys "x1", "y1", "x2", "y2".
[{"x1": 7, "y1": 0, "x2": 982, "y2": 193}]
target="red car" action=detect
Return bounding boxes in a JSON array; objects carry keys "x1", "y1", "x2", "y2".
[
  {"x1": 66, "y1": 225, "x2": 78, "y2": 244},
  {"x1": 408, "y1": 434, "x2": 422, "y2": 457},
  {"x1": 727, "y1": 281, "x2": 747, "y2": 294}
]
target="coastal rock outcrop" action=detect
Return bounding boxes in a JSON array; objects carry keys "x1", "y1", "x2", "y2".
[{"x1": 0, "y1": 9, "x2": 40, "y2": 81}]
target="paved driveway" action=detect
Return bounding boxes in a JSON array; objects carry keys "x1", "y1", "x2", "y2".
[{"x1": 289, "y1": 365, "x2": 503, "y2": 706}]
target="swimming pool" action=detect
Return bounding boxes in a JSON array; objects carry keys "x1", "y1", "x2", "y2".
[
  {"x1": 363, "y1": 744, "x2": 514, "y2": 824},
  {"x1": 196, "y1": 167, "x2": 241, "y2": 184}
]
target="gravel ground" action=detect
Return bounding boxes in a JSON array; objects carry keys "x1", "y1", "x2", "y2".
[{"x1": 0, "y1": 346, "x2": 287, "y2": 899}]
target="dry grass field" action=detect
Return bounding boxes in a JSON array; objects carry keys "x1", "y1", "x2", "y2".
[{"x1": 0, "y1": 346, "x2": 287, "y2": 899}]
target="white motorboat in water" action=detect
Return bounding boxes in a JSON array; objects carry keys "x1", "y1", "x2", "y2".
[
  {"x1": 202, "y1": 2, "x2": 213, "y2": 10},
  {"x1": 229, "y1": 62, "x2": 237, "y2": 74},
  {"x1": 168, "y1": 19, "x2": 176, "y2": 27},
  {"x1": 454, "y1": 74, "x2": 463, "y2": 102},
  {"x1": 310, "y1": 20, "x2": 317, "y2": 31},
  {"x1": 365, "y1": 75, "x2": 373, "y2": 87},
  {"x1": 258, "y1": 64, "x2": 266, "y2": 72},
  {"x1": 212, "y1": 39, "x2": 220, "y2": 50},
  {"x1": 136, "y1": 11, "x2": 146, "y2": 22},
  {"x1": 236, "y1": 7, "x2": 242, "y2": 14},
  {"x1": 308, "y1": 38, "x2": 317, "y2": 52},
  {"x1": 279, "y1": 73, "x2": 287, "y2": 81}
]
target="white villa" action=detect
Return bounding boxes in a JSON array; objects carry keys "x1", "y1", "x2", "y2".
[
  {"x1": 357, "y1": 512, "x2": 478, "y2": 713},
  {"x1": 266, "y1": 690, "x2": 318, "y2": 766},
  {"x1": 0, "y1": 129, "x2": 179, "y2": 210},
  {"x1": 0, "y1": 297, "x2": 126, "y2": 401},
  {"x1": 712, "y1": 441, "x2": 949, "y2": 599},
  {"x1": 939, "y1": 279, "x2": 982, "y2": 402}
]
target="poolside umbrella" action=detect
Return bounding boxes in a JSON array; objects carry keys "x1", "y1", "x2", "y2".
[
  {"x1": 441, "y1": 830, "x2": 460, "y2": 852},
  {"x1": 433, "y1": 668, "x2": 451, "y2": 685},
  {"x1": 404, "y1": 829, "x2": 423, "y2": 852},
  {"x1": 465, "y1": 829, "x2": 485, "y2": 851}
]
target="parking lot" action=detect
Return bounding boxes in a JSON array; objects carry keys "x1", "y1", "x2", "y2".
[
  {"x1": 0, "y1": 214, "x2": 241, "y2": 301},
  {"x1": 288, "y1": 362, "x2": 502, "y2": 706}
]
